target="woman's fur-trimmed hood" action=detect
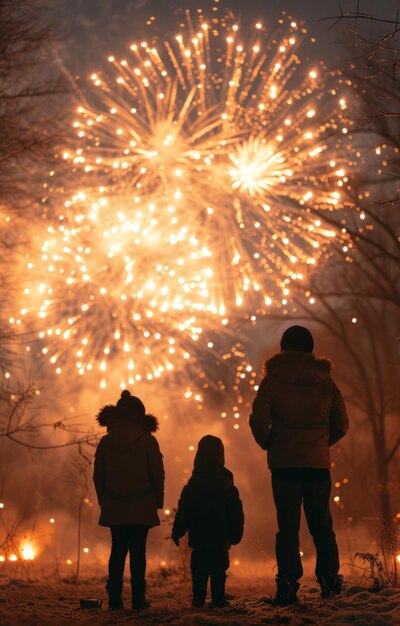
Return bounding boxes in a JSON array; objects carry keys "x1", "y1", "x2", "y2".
[
  {"x1": 265, "y1": 351, "x2": 332, "y2": 386},
  {"x1": 96, "y1": 404, "x2": 159, "y2": 432}
]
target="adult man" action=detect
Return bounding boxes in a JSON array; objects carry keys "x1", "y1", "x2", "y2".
[{"x1": 249, "y1": 325, "x2": 349, "y2": 606}]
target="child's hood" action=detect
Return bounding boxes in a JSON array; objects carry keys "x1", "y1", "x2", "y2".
[
  {"x1": 188, "y1": 466, "x2": 234, "y2": 495},
  {"x1": 194, "y1": 434, "x2": 225, "y2": 468}
]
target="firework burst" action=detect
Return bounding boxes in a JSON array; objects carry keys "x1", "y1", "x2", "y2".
[
  {"x1": 15, "y1": 11, "x2": 352, "y2": 387},
  {"x1": 70, "y1": 12, "x2": 350, "y2": 304},
  {"x1": 18, "y1": 191, "x2": 221, "y2": 386}
]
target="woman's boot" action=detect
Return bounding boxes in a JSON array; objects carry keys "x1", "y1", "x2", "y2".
[
  {"x1": 131, "y1": 579, "x2": 150, "y2": 610},
  {"x1": 105, "y1": 579, "x2": 124, "y2": 610}
]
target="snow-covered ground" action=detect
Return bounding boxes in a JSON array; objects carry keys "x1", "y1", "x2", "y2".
[{"x1": 1, "y1": 567, "x2": 399, "y2": 625}]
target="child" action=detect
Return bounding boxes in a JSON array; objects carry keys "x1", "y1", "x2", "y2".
[
  {"x1": 93, "y1": 390, "x2": 164, "y2": 611},
  {"x1": 172, "y1": 435, "x2": 244, "y2": 608}
]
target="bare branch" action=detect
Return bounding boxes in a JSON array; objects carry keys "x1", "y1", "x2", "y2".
[
  {"x1": 321, "y1": 4, "x2": 400, "y2": 32},
  {"x1": 386, "y1": 436, "x2": 400, "y2": 465}
]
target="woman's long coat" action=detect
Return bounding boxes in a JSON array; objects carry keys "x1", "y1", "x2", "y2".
[{"x1": 93, "y1": 412, "x2": 164, "y2": 527}]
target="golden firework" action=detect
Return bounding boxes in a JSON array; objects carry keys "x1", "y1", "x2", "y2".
[{"x1": 15, "y1": 12, "x2": 352, "y2": 387}]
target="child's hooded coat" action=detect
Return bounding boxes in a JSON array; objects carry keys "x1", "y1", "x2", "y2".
[{"x1": 172, "y1": 435, "x2": 244, "y2": 551}]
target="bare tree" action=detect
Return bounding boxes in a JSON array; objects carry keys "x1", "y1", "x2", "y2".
[
  {"x1": 313, "y1": 6, "x2": 400, "y2": 297},
  {"x1": 0, "y1": 0, "x2": 68, "y2": 211},
  {"x1": 0, "y1": 1, "x2": 83, "y2": 453},
  {"x1": 317, "y1": 188, "x2": 400, "y2": 313},
  {"x1": 59, "y1": 445, "x2": 95, "y2": 580},
  {"x1": 319, "y1": 2, "x2": 400, "y2": 257},
  {"x1": 0, "y1": 379, "x2": 97, "y2": 450},
  {"x1": 292, "y1": 257, "x2": 399, "y2": 528},
  {"x1": 323, "y1": 2, "x2": 400, "y2": 163}
]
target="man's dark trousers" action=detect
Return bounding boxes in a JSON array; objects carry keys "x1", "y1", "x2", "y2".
[{"x1": 271, "y1": 468, "x2": 340, "y2": 590}]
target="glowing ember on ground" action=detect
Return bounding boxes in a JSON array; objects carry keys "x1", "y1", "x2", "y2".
[{"x1": 21, "y1": 543, "x2": 36, "y2": 560}]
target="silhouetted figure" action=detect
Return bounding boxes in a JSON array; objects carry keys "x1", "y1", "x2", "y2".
[
  {"x1": 172, "y1": 435, "x2": 244, "y2": 608},
  {"x1": 93, "y1": 390, "x2": 164, "y2": 611},
  {"x1": 249, "y1": 326, "x2": 349, "y2": 606}
]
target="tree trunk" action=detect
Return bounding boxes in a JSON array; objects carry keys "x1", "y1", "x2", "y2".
[
  {"x1": 375, "y1": 438, "x2": 392, "y2": 530},
  {"x1": 75, "y1": 490, "x2": 84, "y2": 580}
]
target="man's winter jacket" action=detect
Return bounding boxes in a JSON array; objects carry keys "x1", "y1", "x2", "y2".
[
  {"x1": 93, "y1": 411, "x2": 164, "y2": 527},
  {"x1": 172, "y1": 466, "x2": 244, "y2": 551},
  {"x1": 249, "y1": 351, "x2": 349, "y2": 469}
]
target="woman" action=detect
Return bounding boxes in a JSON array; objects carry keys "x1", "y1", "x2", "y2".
[{"x1": 93, "y1": 390, "x2": 164, "y2": 610}]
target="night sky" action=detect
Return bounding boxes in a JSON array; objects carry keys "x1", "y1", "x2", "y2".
[{"x1": 54, "y1": 0, "x2": 400, "y2": 75}]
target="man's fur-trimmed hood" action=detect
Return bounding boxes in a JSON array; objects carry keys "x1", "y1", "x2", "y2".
[
  {"x1": 265, "y1": 351, "x2": 332, "y2": 387},
  {"x1": 96, "y1": 404, "x2": 158, "y2": 432}
]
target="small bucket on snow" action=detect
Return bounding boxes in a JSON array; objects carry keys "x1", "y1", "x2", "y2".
[{"x1": 79, "y1": 598, "x2": 103, "y2": 609}]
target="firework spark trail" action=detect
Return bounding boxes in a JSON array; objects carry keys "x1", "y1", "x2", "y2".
[{"x1": 14, "y1": 12, "x2": 353, "y2": 389}]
